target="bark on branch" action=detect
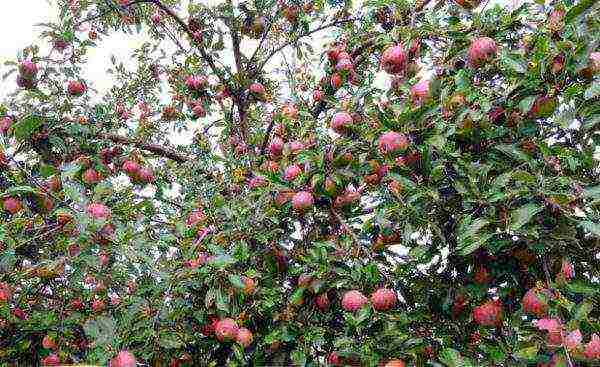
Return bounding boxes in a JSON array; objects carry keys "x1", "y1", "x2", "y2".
[{"x1": 98, "y1": 133, "x2": 189, "y2": 163}]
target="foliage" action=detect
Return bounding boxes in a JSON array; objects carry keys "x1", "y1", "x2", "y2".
[{"x1": 0, "y1": 0, "x2": 599, "y2": 365}]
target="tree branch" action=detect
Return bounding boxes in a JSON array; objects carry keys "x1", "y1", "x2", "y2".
[
  {"x1": 252, "y1": 17, "x2": 358, "y2": 79},
  {"x1": 98, "y1": 133, "x2": 189, "y2": 163}
]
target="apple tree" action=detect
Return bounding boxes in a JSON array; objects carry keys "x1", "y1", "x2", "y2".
[{"x1": 0, "y1": 0, "x2": 599, "y2": 365}]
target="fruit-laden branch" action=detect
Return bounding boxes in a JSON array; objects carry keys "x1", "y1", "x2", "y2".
[
  {"x1": 148, "y1": 0, "x2": 230, "y2": 87},
  {"x1": 252, "y1": 16, "x2": 360, "y2": 79},
  {"x1": 78, "y1": 0, "x2": 231, "y2": 90},
  {"x1": 98, "y1": 133, "x2": 189, "y2": 163},
  {"x1": 310, "y1": 37, "x2": 376, "y2": 119},
  {"x1": 259, "y1": 32, "x2": 374, "y2": 155}
]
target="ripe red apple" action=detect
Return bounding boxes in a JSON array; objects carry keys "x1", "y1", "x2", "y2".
[
  {"x1": 330, "y1": 111, "x2": 353, "y2": 134},
  {"x1": 215, "y1": 318, "x2": 239, "y2": 341},
  {"x1": 589, "y1": 52, "x2": 600, "y2": 74},
  {"x1": 283, "y1": 164, "x2": 302, "y2": 181},
  {"x1": 262, "y1": 160, "x2": 279, "y2": 173},
  {"x1": 41, "y1": 353, "x2": 60, "y2": 366},
  {"x1": 313, "y1": 89, "x2": 324, "y2": 102},
  {"x1": 110, "y1": 350, "x2": 137, "y2": 367},
  {"x1": 82, "y1": 168, "x2": 101, "y2": 185},
  {"x1": 472, "y1": 299, "x2": 503, "y2": 326},
  {"x1": 281, "y1": 104, "x2": 298, "y2": 119},
  {"x1": 371, "y1": 288, "x2": 397, "y2": 311},
  {"x1": 138, "y1": 167, "x2": 155, "y2": 183},
  {"x1": 236, "y1": 327, "x2": 253, "y2": 347},
  {"x1": 241, "y1": 276, "x2": 256, "y2": 295},
  {"x1": 0, "y1": 116, "x2": 12, "y2": 134},
  {"x1": 336, "y1": 57, "x2": 353, "y2": 72},
  {"x1": 67, "y1": 80, "x2": 86, "y2": 96},
  {"x1": 249, "y1": 82, "x2": 266, "y2": 96},
  {"x1": 19, "y1": 60, "x2": 38, "y2": 78},
  {"x1": 186, "y1": 210, "x2": 206, "y2": 227},
  {"x1": 378, "y1": 131, "x2": 408, "y2": 155},
  {"x1": 342, "y1": 290, "x2": 368, "y2": 312},
  {"x1": 122, "y1": 160, "x2": 140, "y2": 177},
  {"x1": 268, "y1": 137, "x2": 284, "y2": 157},
  {"x1": 192, "y1": 103, "x2": 206, "y2": 118},
  {"x1": 185, "y1": 75, "x2": 208, "y2": 91},
  {"x1": 584, "y1": 334, "x2": 600, "y2": 360},
  {"x1": 151, "y1": 11, "x2": 162, "y2": 23},
  {"x1": 92, "y1": 299, "x2": 106, "y2": 313},
  {"x1": 522, "y1": 288, "x2": 551, "y2": 317},
  {"x1": 291, "y1": 191, "x2": 314, "y2": 211},
  {"x1": 42, "y1": 334, "x2": 57, "y2": 350},
  {"x1": 327, "y1": 44, "x2": 345, "y2": 63},
  {"x1": 87, "y1": 203, "x2": 111, "y2": 220},
  {"x1": 381, "y1": 45, "x2": 407, "y2": 74},
  {"x1": 468, "y1": 37, "x2": 498, "y2": 67},
  {"x1": 70, "y1": 298, "x2": 84, "y2": 311},
  {"x1": 384, "y1": 360, "x2": 406, "y2": 367},
  {"x1": 3, "y1": 197, "x2": 23, "y2": 215},
  {"x1": 410, "y1": 79, "x2": 430, "y2": 105},
  {"x1": 558, "y1": 259, "x2": 574, "y2": 281},
  {"x1": 0, "y1": 282, "x2": 12, "y2": 303},
  {"x1": 327, "y1": 352, "x2": 341, "y2": 366},
  {"x1": 248, "y1": 176, "x2": 267, "y2": 189},
  {"x1": 330, "y1": 73, "x2": 342, "y2": 89}
]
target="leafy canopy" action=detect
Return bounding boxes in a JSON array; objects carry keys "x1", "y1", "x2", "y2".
[{"x1": 0, "y1": 0, "x2": 599, "y2": 365}]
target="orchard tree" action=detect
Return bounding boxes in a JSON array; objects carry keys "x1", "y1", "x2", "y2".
[{"x1": 0, "y1": 0, "x2": 599, "y2": 365}]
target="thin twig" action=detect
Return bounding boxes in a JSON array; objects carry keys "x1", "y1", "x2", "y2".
[{"x1": 252, "y1": 17, "x2": 358, "y2": 78}]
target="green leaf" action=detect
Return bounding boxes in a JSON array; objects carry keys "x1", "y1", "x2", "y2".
[
  {"x1": 573, "y1": 300, "x2": 593, "y2": 320},
  {"x1": 565, "y1": 0, "x2": 596, "y2": 23},
  {"x1": 518, "y1": 96, "x2": 536, "y2": 114},
  {"x1": 4, "y1": 185, "x2": 37, "y2": 197},
  {"x1": 579, "y1": 221, "x2": 600, "y2": 237},
  {"x1": 583, "y1": 185, "x2": 600, "y2": 199},
  {"x1": 291, "y1": 349, "x2": 307, "y2": 367},
  {"x1": 158, "y1": 332, "x2": 183, "y2": 349},
  {"x1": 439, "y1": 348, "x2": 470, "y2": 367},
  {"x1": 457, "y1": 217, "x2": 492, "y2": 255},
  {"x1": 584, "y1": 80, "x2": 600, "y2": 100},
  {"x1": 428, "y1": 134, "x2": 446, "y2": 150},
  {"x1": 566, "y1": 280, "x2": 599, "y2": 295},
  {"x1": 215, "y1": 288, "x2": 230, "y2": 312},
  {"x1": 495, "y1": 144, "x2": 530, "y2": 163},
  {"x1": 228, "y1": 274, "x2": 245, "y2": 289},
  {"x1": 502, "y1": 52, "x2": 527, "y2": 74},
  {"x1": 83, "y1": 316, "x2": 116, "y2": 346},
  {"x1": 513, "y1": 345, "x2": 539, "y2": 360},
  {"x1": 13, "y1": 115, "x2": 43, "y2": 141},
  {"x1": 509, "y1": 204, "x2": 542, "y2": 231}
]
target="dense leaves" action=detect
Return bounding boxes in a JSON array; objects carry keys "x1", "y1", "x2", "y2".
[{"x1": 0, "y1": 0, "x2": 599, "y2": 365}]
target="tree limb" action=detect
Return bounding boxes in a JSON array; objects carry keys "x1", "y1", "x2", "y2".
[{"x1": 98, "y1": 133, "x2": 189, "y2": 163}]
